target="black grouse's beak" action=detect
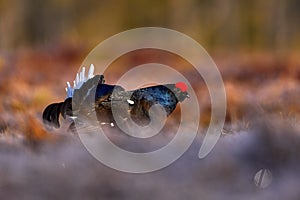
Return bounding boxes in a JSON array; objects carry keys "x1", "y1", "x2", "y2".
[{"x1": 175, "y1": 91, "x2": 189, "y2": 102}]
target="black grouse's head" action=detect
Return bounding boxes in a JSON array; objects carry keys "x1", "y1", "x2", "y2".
[{"x1": 173, "y1": 82, "x2": 190, "y2": 102}]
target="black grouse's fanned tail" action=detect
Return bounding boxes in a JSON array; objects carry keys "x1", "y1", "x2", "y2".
[
  {"x1": 42, "y1": 102, "x2": 63, "y2": 128},
  {"x1": 42, "y1": 97, "x2": 72, "y2": 128}
]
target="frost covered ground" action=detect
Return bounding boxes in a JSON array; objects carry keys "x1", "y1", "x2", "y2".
[{"x1": 1, "y1": 119, "x2": 300, "y2": 200}]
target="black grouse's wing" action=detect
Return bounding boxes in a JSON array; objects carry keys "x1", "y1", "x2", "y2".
[
  {"x1": 95, "y1": 83, "x2": 125, "y2": 107},
  {"x1": 72, "y1": 75, "x2": 103, "y2": 123},
  {"x1": 94, "y1": 83, "x2": 126, "y2": 123}
]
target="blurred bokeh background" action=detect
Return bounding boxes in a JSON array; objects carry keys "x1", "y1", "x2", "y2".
[
  {"x1": 1, "y1": 1, "x2": 300, "y2": 199},
  {"x1": 1, "y1": 0, "x2": 300, "y2": 54}
]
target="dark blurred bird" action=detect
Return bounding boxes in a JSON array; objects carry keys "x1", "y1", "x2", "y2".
[{"x1": 42, "y1": 65, "x2": 189, "y2": 130}]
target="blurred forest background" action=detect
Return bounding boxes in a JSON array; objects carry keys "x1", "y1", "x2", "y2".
[{"x1": 1, "y1": 0, "x2": 300, "y2": 54}]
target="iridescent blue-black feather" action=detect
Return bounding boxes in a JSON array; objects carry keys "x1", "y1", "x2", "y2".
[{"x1": 42, "y1": 75, "x2": 189, "y2": 129}]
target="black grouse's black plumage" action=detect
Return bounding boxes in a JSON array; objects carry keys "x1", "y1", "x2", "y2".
[{"x1": 43, "y1": 75, "x2": 189, "y2": 130}]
